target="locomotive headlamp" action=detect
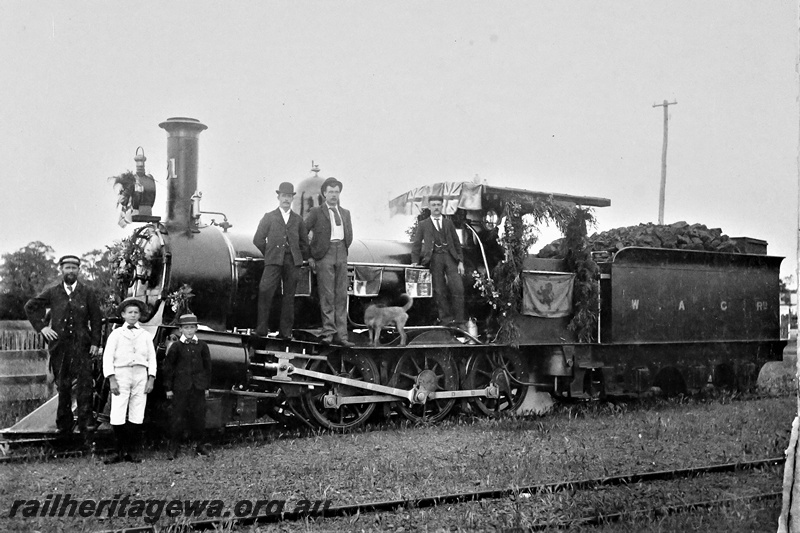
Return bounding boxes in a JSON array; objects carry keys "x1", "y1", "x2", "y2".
[
  {"x1": 134, "y1": 146, "x2": 146, "y2": 174},
  {"x1": 483, "y1": 210, "x2": 499, "y2": 230}
]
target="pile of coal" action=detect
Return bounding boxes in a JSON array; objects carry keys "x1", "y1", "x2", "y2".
[{"x1": 537, "y1": 221, "x2": 742, "y2": 259}]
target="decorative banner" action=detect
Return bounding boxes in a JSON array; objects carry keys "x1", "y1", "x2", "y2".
[
  {"x1": 458, "y1": 182, "x2": 483, "y2": 211},
  {"x1": 522, "y1": 272, "x2": 575, "y2": 318},
  {"x1": 405, "y1": 268, "x2": 433, "y2": 298},
  {"x1": 352, "y1": 266, "x2": 383, "y2": 297},
  {"x1": 388, "y1": 182, "x2": 484, "y2": 216},
  {"x1": 294, "y1": 266, "x2": 313, "y2": 297}
]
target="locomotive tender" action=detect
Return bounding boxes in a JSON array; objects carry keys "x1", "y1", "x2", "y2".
[{"x1": 7, "y1": 117, "x2": 786, "y2": 435}]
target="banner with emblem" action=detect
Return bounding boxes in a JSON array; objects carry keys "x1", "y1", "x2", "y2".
[
  {"x1": 352, "y1": 266, "x2": 383, "y2": 297},
  {"x1": 405, "y1": 268, "x2": 433, "y2": 298},
  {"x1": 522, "y1": 271, "x2": 575, "y2": 318}
]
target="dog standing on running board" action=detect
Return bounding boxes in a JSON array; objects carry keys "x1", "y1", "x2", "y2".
[{"x1": 364, "y1": 294, "x2": 413, "y2": 346}]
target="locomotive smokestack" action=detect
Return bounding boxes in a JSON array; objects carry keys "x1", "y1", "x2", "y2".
[{"x1": 158, "y1": 117, "x2": 208, "y2": 231}]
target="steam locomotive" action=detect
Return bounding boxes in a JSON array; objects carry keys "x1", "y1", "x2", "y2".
[{"x1": 6, "y1": 117, "x2": 787, "y2": 435}]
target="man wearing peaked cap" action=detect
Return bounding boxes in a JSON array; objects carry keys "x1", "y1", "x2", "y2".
[
  {"x1": 25, "y1": 253, "x2": 103, "y2": 442},
  {"x1": 252, "y1": 181, "x2": 310, "y2": 339}
]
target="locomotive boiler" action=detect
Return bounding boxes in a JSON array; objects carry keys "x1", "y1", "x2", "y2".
[{"x1": 3, "y1": 116, "x2": 786, "y2": 436}]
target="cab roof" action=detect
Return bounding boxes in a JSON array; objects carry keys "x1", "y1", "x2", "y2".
[{"x1": 389, "y1": 181, "x2": 610, "y2": 216}]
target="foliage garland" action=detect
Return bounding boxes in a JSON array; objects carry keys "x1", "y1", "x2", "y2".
[
  {"x1": 113, "y1": 234, "x2": 150, "y2": 294},
  {"x1": 473, "y1": 195, "x2": 598, "y2": 345},
  {"x1": 110, "y1": 226, "x2": 165, "y2": 312},
  {"x1": 165, "y1": 284, "x2": 195, "y2": 323}
]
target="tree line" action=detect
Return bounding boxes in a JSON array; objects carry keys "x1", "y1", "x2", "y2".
[{"x1": 0, "y1": 241, "x2": 122, "y2": 320}]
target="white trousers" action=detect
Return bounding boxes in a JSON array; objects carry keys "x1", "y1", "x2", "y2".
[{"x1": 110, "y1": 365, "x2": 148, "y2": 425}]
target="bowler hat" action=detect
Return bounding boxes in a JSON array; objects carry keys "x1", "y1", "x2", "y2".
[
  {"x1": 177, "y1": 313, "x2": 199, "y2": 326},
  {"x1": 276, "y1": 182, "x2": 296, "y2": 196},
  {"x1": 320, "y1": 177, "x2": 343, "y2": 194},
  {"x1": 58, "y1": 255, "x2": 81, "y2": 267},
  {"x1": 118, "y1": 297, "x2": 147, "y2": 315},
  {"x1": 428, "y1": 195, "x2": 444, "y2": 203}
]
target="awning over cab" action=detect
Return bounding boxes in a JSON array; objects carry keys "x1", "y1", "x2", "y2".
[{"x1": 388, "y1": 182, "x2": 610, "y2": 216}]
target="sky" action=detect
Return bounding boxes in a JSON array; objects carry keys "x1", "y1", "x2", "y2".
[{"x1": 1, "y1": 2, "x2": 797, "y2": 280}]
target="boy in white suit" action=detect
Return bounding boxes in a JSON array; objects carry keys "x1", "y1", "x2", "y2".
[{"x1": 102, "y1": 298, "x2": 156, "y2": 463}]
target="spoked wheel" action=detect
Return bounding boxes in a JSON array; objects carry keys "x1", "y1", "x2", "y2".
[
  {"x1": 464, "y1": 350, "x2": 528, "y2": 416},
  {"x1": 391, "y1": 350, "x2": 459, "y2": 423},
  {"x1": 261, "y1": 390, "x2": 316, "y2": 429},
  {"x1": 303, "y1": 351, "x2": 379, "y2": 430}
]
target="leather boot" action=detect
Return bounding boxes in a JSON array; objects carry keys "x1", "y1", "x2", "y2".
[
  {"x1": 104, "y1": 425, "x2": 125, "y2": 464},
  {"x1": 123, "y1": 423, "x2": 142, "y2": 463}
]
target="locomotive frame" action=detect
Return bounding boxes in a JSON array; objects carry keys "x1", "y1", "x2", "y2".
[{"x1": 3, "y1": 117, "x2": 786, "y2": 436}]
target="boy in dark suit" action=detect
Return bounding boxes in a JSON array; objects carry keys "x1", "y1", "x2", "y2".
[
  {"x1": 411, "y1": 195, "x2": 466, "y2": 327},
  {"x1": 163, "y1": 313, "x2": 212, "y2": 458},
  {"x1": 252, "y1": 182, "x2": 310, "y2": 339},
  {"x1": 304, "y1": 177, "x2": 355, "y2": 346}
]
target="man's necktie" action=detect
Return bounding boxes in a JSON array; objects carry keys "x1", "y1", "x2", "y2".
[
  {"x1": 435, "y1": 219, "x2": 441, "y2": 232},
  {"x1": 187, "y1": 339, "x2": 198, "y2": 344},
  {"x1": 127, "y1": 325, "x2": 137, "y2": 330},
  {"x1": 330, "y1": 207, "x2": 342, "y2": 226},
  {"x1": 65, "y1": 286, "x2": 72, "y2": 296}
]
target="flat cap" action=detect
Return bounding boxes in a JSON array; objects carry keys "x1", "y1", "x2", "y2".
[{"x1": 58, "y1": 255, "x2": 81, "y2": 266}]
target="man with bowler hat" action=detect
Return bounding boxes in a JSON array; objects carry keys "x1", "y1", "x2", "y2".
[
  {"x1": 25, "y1": 255, "x2": 103, "y2": 441},
  {"x1": 411, "y1": 195, "x2": 466, "y2": 328},
  {"x1": 253, "y1": 181, "x2": 310, "y2": 338},
  {"x1": 305, "y1": 177, "x2": 354, "y2": 347}
]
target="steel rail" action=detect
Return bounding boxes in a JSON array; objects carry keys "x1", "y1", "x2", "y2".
[
  {"x1": 530, "y1": 491, "x2": 783, "y2": 531},
  {"x1": 0, "y1": 421, "x2": 279, "y2": 464},
  {"x1": 95, "y1": 456, "x2": 785, "y2": 532}
]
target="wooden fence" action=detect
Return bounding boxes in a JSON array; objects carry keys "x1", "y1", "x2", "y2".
[
  {"x1": 0, "y1": 330, "x2": 46, "y2": 351},
  {"x1": 0, "y1": 326, "x2": 50, "y2": 402}
]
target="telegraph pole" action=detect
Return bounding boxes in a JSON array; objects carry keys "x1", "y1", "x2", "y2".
[{"x1": 653, "y1": 100, "x2": 677, "y2": 225}]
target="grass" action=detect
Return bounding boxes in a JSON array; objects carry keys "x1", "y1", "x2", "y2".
[
  {"x1": 0, "y1": 394, "x2": 796, "y2": 532},
  {"x1": 0, "y1": 399, "x2": 43, "y2": 430}
]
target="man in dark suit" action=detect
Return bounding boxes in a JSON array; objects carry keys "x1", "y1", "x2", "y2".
[
  {"x1": 305, "y1": 177, "x2": 354, "y2": 347},
  {"x1": 253, "y1": 182, "x2": 310, "y2": 338},
  {"x1": 411, "y1": 195, "x2": 466, "y2": 327},
  {"x1": 25, "y1": 255, "x2": 103, "y2": 439}
]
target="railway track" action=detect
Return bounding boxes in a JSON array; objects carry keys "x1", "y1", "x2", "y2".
[
  {"x1": 0, "y1": 421, "x2": 277, "y2": 463},
  {"x1": 93, "y1": 456, "x2": 785, "y2": 532}
]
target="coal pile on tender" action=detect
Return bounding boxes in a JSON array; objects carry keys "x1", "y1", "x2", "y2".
[{"x1": 538, "y1": 221, "x2": 746, "y2": 261}]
